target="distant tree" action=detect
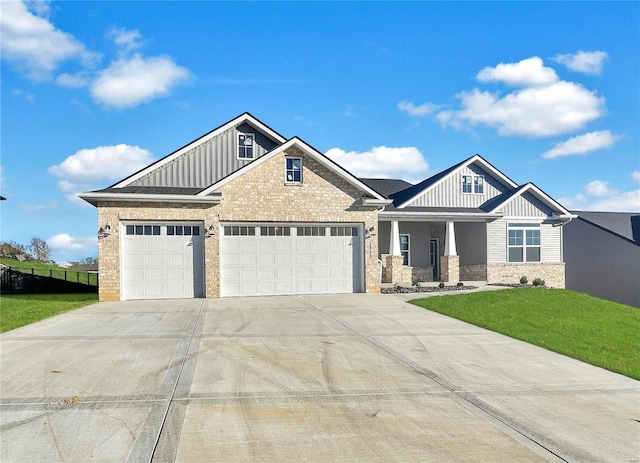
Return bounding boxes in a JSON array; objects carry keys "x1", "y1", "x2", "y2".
[
  {"x1": 29, "y1": 237, "x2": 51, "y2": 262},
  {"x1": 0, "y1": 241, "x2": 31, "y2": 259},
  {"x1": 80, "y1": 257, "x2": 98, "y2": 265}
]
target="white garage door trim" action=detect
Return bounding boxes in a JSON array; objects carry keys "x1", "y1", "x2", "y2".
[
  {"x1": 121, "y1": 221, "x2": 204, "y2": 300},
  {"x1": 219, "y1": 223, "x2": 364, "y2": 297}
]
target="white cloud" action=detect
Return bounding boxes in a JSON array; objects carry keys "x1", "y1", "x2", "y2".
[
  {"x1": 542, "y1": 130, "x2": 619, "y2": 159},
  {"x1": 397, "y1": 100, "x2": 440, "y2": 117},
  {"x1": 107, "y1": 27, "x2": 143, "y2": 53},
  {"x1": 325, "y1": 146, "x2": 429, "y2": 182},
  {"x1": 476, "y1": 57, "x2": 559, "y2": 87},
  {"x1": 48, "y1": 144, "x2": 154, "y2": 203},
  {"x1": 436, "y1": 80, "x2": 605, "y2": 137},
  {"x1": 91, "y1": 54, "x2": 191, "y2": 108},
  {"x1": 559, "y1": 178, "x2": 640, "y2": 212},
  {"x1": 632, "y1": 171, "x2": 640, "y2": 185},
  {"x1": 0, "y1": 0, "x2": 99, "y2": 80},
  {"x1": 56, "y1": 72, "x2": 89, "y2": 88},
  {"x1": 552, "y1": 51, "x2": 608, "y2": 75},
  {"x1": 47, "y1": 234, "x2": 98, "y2": 253}
]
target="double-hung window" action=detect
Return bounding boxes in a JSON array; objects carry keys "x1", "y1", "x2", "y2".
[
  {"x1": 238, "y1": 133, "x2": 255, "y2": 159},
  {"x1": 400, "y1": 234, "x2": 410, "y2": 265},
  {"x1": 462, "y1": 174, "x2": 484, "y2": 194},
  {"x1": 508, "y1": 223, "x2": 541, "y2": 262},
  {"x1": 285, "y1": 157, "x2": 302, "y2": 183}
]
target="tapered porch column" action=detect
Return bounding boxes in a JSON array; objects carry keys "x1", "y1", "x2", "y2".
[
  {"x1": 385, "y1": 220, "x2": 411, "y2": 285},
  {"x1": 441, "y1": 221, "x2": 460, "y2": 282}
]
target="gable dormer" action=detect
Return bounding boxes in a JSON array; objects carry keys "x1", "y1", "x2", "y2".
[
  {"x1": 112, "y1": 113, "x2": 286, "y2": 190},
  {"x1": 397, "y1": 155, "x2": 517, "y2": 209}
]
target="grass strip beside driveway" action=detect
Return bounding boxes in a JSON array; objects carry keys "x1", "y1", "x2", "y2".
[
  {"x1": 0, "y1": 293, "x2": 98, "y2": 333},
  {"x1": 410, "y1": 288, "x2": 640, "y2": 380}
]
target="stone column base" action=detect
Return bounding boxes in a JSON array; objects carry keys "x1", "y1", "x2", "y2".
[
  {"x1": 385, "y1": 255, "x2": 412, "y2": 285},
  {"x1": 440, "y1": 255, "x2": 460, "y2": 282}
]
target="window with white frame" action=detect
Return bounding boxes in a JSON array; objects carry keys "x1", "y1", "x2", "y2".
[
  {"x1": 462, "y1": 175, "x2": 472, "y2": 193},
  {"x1": 285, "y1": 157, "x2": 302, "y2": 183},
  {"x1": 508, "y1": 223, "x2": 541, "y2": 262},
  {"x1": 238, "y1": 133, "x2": 255, "y2": 159},
  {"x1": 462, "y1": 174, "x2": 484, "y2": 194},
  {"x1": 474, "y1": 175, "x2": 484, "y2": 194},
  {"x1": 400, "y1": 234, "x2": 410, "y2": 265}
]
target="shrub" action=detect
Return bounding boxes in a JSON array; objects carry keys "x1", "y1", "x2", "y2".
[
  {"x1": 456, "y1": 281, "x2": 464, "y2": 287},
  {"x1": 438, "y1": 282, "x2": 445, "y2": 289},
  {"x1": 519, "y1": 276, "x2": 528, "y2": 285},
  {"x1": 532, "y1": 278, "x2": 545, "y2": 287},
  {"x1": 412, "y1": 276, "x2": 424, "y2": 287}
]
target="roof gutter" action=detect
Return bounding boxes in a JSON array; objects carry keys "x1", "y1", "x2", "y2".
[
  {"x1": 379, "y1": 211, "x2": 503, "y2": 222},
  {"x1": 361, "y1": 198, "x2": 393, "y2": 207},
  {"x1": 78, "y1": 192, "x2": 222, "y2": 207}
]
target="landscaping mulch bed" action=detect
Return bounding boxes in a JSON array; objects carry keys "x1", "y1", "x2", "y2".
[{"x1": 381, "y1": 285, "x2": 477, "y2": 294}]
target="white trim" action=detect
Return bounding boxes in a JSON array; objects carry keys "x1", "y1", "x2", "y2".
[
  {"x1": 398, "y1": 154, "x2": 518, "y2": 209},
  {"x1": 400, "y1": 234, "x2": 410, "y2": 266},
  {"x1": 507, "y1": 221, "x2": 541, "y2": 263},
  {"x1": 489, "y1": 183, "x2": 574, "y2": 217},
  {"x1": 112, "y1": 113, "x2": 286, "y2": 188},
  {"x1": 79, "y1": 192, "x2": 222, "y2": 206},
  {"x1": 380, "y1": 211, "x2": 502, "y2": 222},
  {"x1": 197, "y1": 137, "x2": 387, "y2": 200},
  {"x1": 285, "y1": 156, "x2": 303, "y2": 184}
]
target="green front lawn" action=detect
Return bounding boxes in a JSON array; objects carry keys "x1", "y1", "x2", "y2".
[
  {"x1": 410, "y1": 288, "x2": 640, "y2": 380},
  {"x1": 0, "y1": 293, "x2": 98, "y2": 333},
  {"x1": 1, "y1": 258, "x2": 97, "y2": 286}
]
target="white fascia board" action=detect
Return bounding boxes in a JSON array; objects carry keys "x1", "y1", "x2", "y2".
[
  {"x1": 112, "y1": 113, "x2": 287, "y2": 188},
  {"x1": 198, "y1": 137, "x2": 388, "y2": 200},
  {"x1": 362, "y1": 198, "x2": 393, "y2": 207},
  {"x1": 78, "y1": 192, "x2": 222, "y2": 207},
  {"x1": 489, "y1": 183, "x2": 573, "y2": 216},
  {"x1": 379, "y1": 210, "x2": 503, "y2": 222},
  {"x1": 397, "y1": 154, "x2": 519, "y2": 209}
]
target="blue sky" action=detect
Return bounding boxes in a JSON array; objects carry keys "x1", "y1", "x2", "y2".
[{"x1": 1, "y1": 1, "x2": 638, "y2": 262}]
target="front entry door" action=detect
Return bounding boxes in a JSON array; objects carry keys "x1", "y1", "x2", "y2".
[{"x1": 429, "y1": 239, "x2": 439, "y2": 280}]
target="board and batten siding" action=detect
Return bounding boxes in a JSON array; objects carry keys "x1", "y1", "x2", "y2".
[
  {"x1": 131, "y1": 123, "x2": 279, "y2": 188},
  {"x1": 541, "y1": 223, "x2": 562, "y2": 262},
  {"x1": 487, "y1": 219, "x2": 507, "y2": 263},
  {"x1": 405, "y1": 164, "x2": 510, "y2": 208},
  {"x1": 499, "y1": 193, "x2": 552, "y2": 217}
]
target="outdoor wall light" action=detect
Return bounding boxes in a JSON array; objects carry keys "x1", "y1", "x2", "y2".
[
  {"x1": 98, "y1": 224, "x2": 111, "y2": 240},
  {"x1": 204, "y1": 224, "x2": 216, "y2": 238},
  {"x1": 365, "y1": 226, "x2": 376, "y2": 239}
]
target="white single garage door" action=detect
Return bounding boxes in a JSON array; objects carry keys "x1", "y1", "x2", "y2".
[
  {"x1": 220, "y1": 224, "x2": 364, "y2": 297},
  {"x1": 122, "y1": 222, "x2": 204, "y2": 300}
]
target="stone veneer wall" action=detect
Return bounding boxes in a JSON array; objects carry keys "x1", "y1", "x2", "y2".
[
  {"x1": 440, "y1": 255, "x2": 459, "y2": 282},
  {"x1": 460, "y1": 264, "x2": 487, "y2": 281},
  {"x1": 412, "y1": 266, "x2": 434, "y2": 282},
  {"x1": 97, "y1": 149, "x2": 380, "y2": 301},
  {"x1": 384, "y1": 255, "x2": 412, "y2": 285},
  {"x1": 486, "y1": 263, "x2": 565, "y2": 288}
]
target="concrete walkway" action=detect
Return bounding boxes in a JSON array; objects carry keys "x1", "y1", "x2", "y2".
[{"x1": 1, "y1": 294, "x2": 638, "y2": 462}]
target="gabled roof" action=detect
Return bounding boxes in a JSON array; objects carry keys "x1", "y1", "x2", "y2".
[
  {"x1": 392, "y1": 154, "x2": 518, "y2": 208},
  {"x1": 198, "y1": 136, "x2": 388, "y2": 202},
  {"x1": 572, "y1": 211, "x2": 640, "y2": 245},
  {"x1": 484, "y1": 182, "x2": 575, "y2": 217},
  {"x1": 111, "y1": 112, "x2": 287, "y2": 188}
]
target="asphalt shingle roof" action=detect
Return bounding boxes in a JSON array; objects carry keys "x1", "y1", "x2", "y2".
[
  {"x1": 572, "y1": 210, "x2": 640, "y2": 244},
  {"x1": 357, "y1": 178, "x2": 414, "y2": 198}
]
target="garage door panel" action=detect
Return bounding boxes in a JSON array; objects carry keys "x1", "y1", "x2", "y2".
[
  {"x1": 123, "y1": 223, "x2": 204, "y2": 300},
  {"x1": 220, "y1": 223, "x2": 363, "y2": 297}
]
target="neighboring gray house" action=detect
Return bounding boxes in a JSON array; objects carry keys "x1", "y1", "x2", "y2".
[
  {"x1": 564, "y1": 211, "x2": 640, "y2": 308},
  {"x1": 80, "y1": 113, "x2": 576, "y2": 301}
]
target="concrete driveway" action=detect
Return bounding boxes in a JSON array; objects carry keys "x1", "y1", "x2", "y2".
[{"x1": 1, "y1": 294, "x2": 638, "y2": 462}]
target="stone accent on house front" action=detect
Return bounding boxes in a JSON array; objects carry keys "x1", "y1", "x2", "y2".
[
  {"x1": 385, "y1": 255, "x2": 412, "y2": 285},
  {"x1": 486, "y1": 263, "x2": 565, "y2": 288},
  {"x1": 412, "y1": 266, "x2": 435, "y2": 282},
  {"x1": 96, "y1": 149, "x2": 381, "y2": 301},
  {"x1": 460, "y1": 264, "x2": 487, "y2": 281},
  {"x1": 440, "y1": 255, "x2": 459, "y2": 282}
]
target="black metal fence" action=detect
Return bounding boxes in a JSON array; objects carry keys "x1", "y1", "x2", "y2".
[{"x1": 0, "y1": 267, "x2": 98, "y2": 294}]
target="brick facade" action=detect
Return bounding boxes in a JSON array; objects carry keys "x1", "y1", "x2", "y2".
[
  {"x1": 486, "y1": 263, "x2": 565, "y2": 288},
  {"x1": 460, "y1": 264, "x2": 488, "y2": 281},
  {"x1": 96, "y1": 149, "x2": 380, "y2": 301},
  {"x1": 440, "y1": 255, "x2": 459, "y2": 282}
]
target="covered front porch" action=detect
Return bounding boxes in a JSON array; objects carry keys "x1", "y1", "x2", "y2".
[{"x1": 378, "y1": 212, "x2": 499, "y2": 286}]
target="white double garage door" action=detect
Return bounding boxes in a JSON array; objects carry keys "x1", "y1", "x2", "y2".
[{"x1": 121, "y1": 222, "x2": 364, "y2": 299}]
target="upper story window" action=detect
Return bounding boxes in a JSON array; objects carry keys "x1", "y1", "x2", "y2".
[
  {"x1": 286, "y1": 157, "x2": 302, "y2": 183},
  {"x1": 238, "y1": 133, "x2": 255, "y2": 159},
  {"x1": 508, "y1": 223, "x2": 540, "y2": 262},
  {"x1": 462, "y1": 174, "x2": 484, "y2": 194}
]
